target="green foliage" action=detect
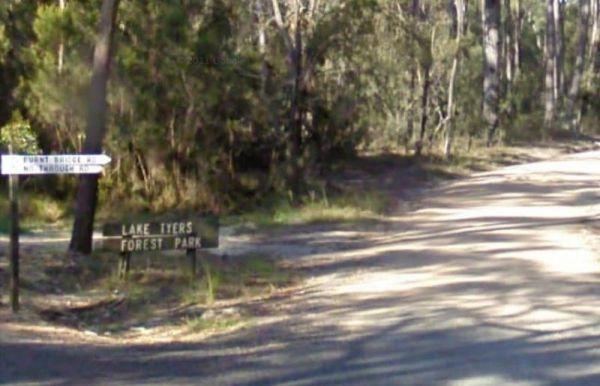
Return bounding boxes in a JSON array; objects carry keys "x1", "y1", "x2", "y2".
[
  {"x1": 0, "y1": 112, "x2": 41, "y2": 154},
  {"x1": 23, "y1": 2, "x2": 95, "y2": 153},
  {"x1": 0, "y1": 24, "x2": 8, "y2": 64},
  {"x1": 2, "y1": 0, "x2": 597, "y2": 218}
]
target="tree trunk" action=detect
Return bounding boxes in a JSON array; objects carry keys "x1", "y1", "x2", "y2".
[
  {"x1": 444, "y1": 0, "x2": 465, "y2": 157},
  {"x1": 69, "y1": 0, "x2": 120, "y2": 255},
  {"x1": 416, "y1": 64, "x2": 431, "y2": 156},
  {"x1": 544, "y1": 0, "x2": 557, "y2": 128},
  {"x1": 58, "y1": 0, "x2": 66, "y2": 75},
  {"x1": 405, "y1": 0, "x2": 420, "y2": 153},
  {"x1": 589, "y1": 0, "x2": 599, "y2": 66},
  {"x1": 564, "y1": 0, "x2": 591, "y2": 135},
  {"x1": 555, "y1": 0, "x2": 565, "y2": 96},
  {"x1": 287, "y1": 5, "x2": 303, "y2": 194},
  {"x1": 482, "y1": 0, "x2": 501, "y2": 146},
  {"x1": 504, "y1": 0, "x2": 515, "y2": 88},
  {"x1": 580, "y1": 0, "x2": 599, "y2": 125},
  {"x1": 256, "y1": 0, "x2": 268, "y2": 97},
  {"x1": 406, "y1": 68, "x2": 416, "y2": 152},
  {"x1": 513, "y1": 0, "x2": 522, "y2": 77}
]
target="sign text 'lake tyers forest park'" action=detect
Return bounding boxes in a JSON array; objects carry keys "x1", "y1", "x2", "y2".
[{"x1": 102, "y1": 216, "x2": 219, "y2": 253}]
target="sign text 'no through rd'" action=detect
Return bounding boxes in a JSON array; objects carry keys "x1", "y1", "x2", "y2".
[{"x1": 1, "y1": 154, "x2": 111, "y2": 175}]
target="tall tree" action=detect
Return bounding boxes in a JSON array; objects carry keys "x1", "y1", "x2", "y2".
[
  {"x1": 57, "y1": 0, "x2": 66, "y2": 75},
  {"x1": 544, "y1": 0, "x2": 557, "y2": 127},
  {"x1": 482, "y1": 0, "x2": 501, "y2": 146},
  {"x1": 512, "y1": 0, "x2": 522, "y2": 78},
  {"x1": 69, "y1": 0, "x2": 120, "y2": 255},
  {"x1": 270, "y1": 0, "x2": 308, "y2": 193},
  {"x1": 503, "y1": 0, "x2": 514, "y2": 88},
  {"x1": 406, "y1": 0, "x2": 420, "y2": 152},
  {"x1": 415, "y1": 1, "x2": 433, "y2": 156},
  {"x1": 555, "y1": 0, "x2": 565, "y2": 96},
  {"x1": 443, "y1": 0, "x2": 466, "y2": 157},
  {"x1": 564, "y1": 0, "x2": 591, "y2": 134}
]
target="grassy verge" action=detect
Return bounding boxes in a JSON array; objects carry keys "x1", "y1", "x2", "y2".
[
  {"x1": 224, "y1": 189, "x2": 391, "y2": 230},
  {"x1": 0, "y1": 191, "x2": 69, "y2": 234},
  {"x1": 28, "y1": 251, "x2": 300, "y2": 335}
]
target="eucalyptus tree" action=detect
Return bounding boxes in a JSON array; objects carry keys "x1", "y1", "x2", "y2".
[
  {"x1": 482, "y1": 0, "x2": 501, "y2": 146},
  {"x1": 443, "y1": 0, "x2": 467, "y2": 157},
  {"x1": 70, "y1": 0, "x2": 120, "y2": 255},
  {"x1": 564, "y1": 0, "x2": 591, "y2": 134}
]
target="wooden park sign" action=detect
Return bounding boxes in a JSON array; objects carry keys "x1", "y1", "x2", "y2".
[
  {"x1": 1, "y1": 152, "x2": 111, "y2": 312},
  {"x1": 101, "y1": 216, "x2": 219, "y2": 278}
]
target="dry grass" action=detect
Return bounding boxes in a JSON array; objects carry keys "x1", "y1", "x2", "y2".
[{"x1": 12, "y1": 251, "x2": 300, "y2": 337}]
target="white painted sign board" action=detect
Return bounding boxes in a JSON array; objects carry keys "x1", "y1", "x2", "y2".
[{"x1": 1, "y1": 154, "x2": 111, "y2": 175}]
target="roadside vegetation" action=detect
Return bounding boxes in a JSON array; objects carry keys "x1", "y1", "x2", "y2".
[
  {"x1": 0, "y1": 139, "x2": 597, "y2": 236},
  {"x1": 5, "y1": 249, "x2": 299, "y2": 337}
]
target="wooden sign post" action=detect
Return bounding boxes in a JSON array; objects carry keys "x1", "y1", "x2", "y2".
[
  {"x1": 1, "y1": 153, "x2": 111, "y2": 312},
  {"x1": 7, "y1": 146, "x2": 20, "y2": 312},
  {"x1": 101, "y1": 216, "x2": 219, "y2": 279}
]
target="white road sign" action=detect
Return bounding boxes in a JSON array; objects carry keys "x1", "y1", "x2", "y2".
[{"x1": 1, "y1": 154, "x2": 111, "y2": 175}]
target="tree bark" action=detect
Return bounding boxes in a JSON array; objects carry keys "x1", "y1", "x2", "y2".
[
  {"x1": 513, "y1": 0, "x2": 522, "y2": 77},
  {"x1": 58, "y1": 0, "x2": 66, "y2": 75},
  {"x1": 69, "y1": 0, "x2": 120, "y2": 255},
  {"x1": 416, "y1": 65, "x2": 431, "y2": 156},
  {"x1": 444, "y1": 0, "x2": 466, "y2": 157},
  {"x1": 504, "y1": 0, "x2": 515, "y2": 88},
  {"x1": 271, "y1": 0, "x2": 305, "y2": 194},
  {"x1": 564, "y1": 0, "x2": 591, "y2": 135},
  {"x1": 405, "y1": 0, "x2": 420, "y2": 152},
  {"x1": 544, "y1": 0, "x2": 557, "y2": 128},
  {"x1": 256, "y1": 0, "x2": 268, "y2": 97},
  {"x1": 589, "y1": 0, "x2": 599, "y2": 67},
  {"x1": 580, "y1": 0, "x2": 599, "y2": 124},
  {"x1": 287, "y1": 3, "x2": 303, "y2": 194},
  {"x1": 415, "y1": 2, "x2": 433, "y2": 157},
  {"x1": 482, "y1": 0, "x2": 501, "y2": 146},
  {"x1": 406, "y1": 68, "x2": 417, "y2": 152},
  {"x1": 555, "y1": 0, "x2": 565, "y2": 96}
]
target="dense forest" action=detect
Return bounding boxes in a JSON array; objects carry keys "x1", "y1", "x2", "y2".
[{"x1": 0, "y1": 0, "x2": 598, "y2": 253}]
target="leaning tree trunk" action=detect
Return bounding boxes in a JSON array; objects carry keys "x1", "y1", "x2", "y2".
[
  {"x1": 544, "y1": 0, "x2": 557, "y2": 129},
  {"x1": 564, "y1": 0, "x2": 591, "y2": 135},
  {"x1": 482, "y1": 0, "x2": 501, "y2": 147},
  {"x1": 69, "y1": 0, "x2": 120, "y2": 255}
]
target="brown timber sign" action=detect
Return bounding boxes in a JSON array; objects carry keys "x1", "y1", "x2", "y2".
[
  {"x1": 102, "y1": 218, "x2": 218, "y2": 252},
  {"x1": 101, "y1": 216, "x2": 219, "y2": 277}
]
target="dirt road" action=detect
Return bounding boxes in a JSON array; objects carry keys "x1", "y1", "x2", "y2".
[{"x1": 2, "y1": 150, "x2": 600, "y2": 385}]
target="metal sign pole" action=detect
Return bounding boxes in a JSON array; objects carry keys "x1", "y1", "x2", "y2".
[
  {"x1": 0, "y1": 152, "x2": 111, "y2": 312},
  {"x1": 7, "y1": 146, "x2": 20, "y2": 312}
]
